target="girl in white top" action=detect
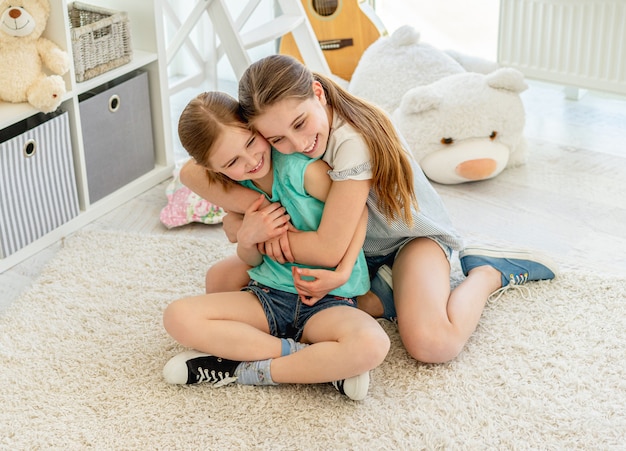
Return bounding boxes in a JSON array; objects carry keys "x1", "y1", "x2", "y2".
[{"x1": 181, "y1": 55, "x2": 557, "y2": 364}]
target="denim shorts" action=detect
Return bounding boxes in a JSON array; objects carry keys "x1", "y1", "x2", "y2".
[
  {"x1": 366, "y1": 237, "x2": 453, "y2": 322},
  {"x1": 242, "y1": 280, "x2": 357, "y2": 341}
]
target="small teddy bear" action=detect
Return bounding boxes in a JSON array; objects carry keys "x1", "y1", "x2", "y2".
[{"x1": 0, "y1": 0, "x2": 70, "y2": 113}]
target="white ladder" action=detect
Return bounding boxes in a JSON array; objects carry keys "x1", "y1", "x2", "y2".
[{"x1": 165, "y1": 0, "x2": 330, "y2": 94}]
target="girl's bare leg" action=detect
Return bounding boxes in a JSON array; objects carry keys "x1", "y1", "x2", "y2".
[
  {"x1": 269, "y1": 306, "x2": 390, "y2": 384},
  {"x1": 356, "y1": 290, "x2": 385, "y2": 318},
  {"x1": 392, "y1": 238, "x2": 500, "y2": 363},
  {"x1": 205, "y1": 255, "x2": 252, "y2": 293},
  {"x1": 164, "y1": 293, "x2": 388, "y2": 383},
  {"x1": 163, "y1": 291, "x2": 281, "y2": 361}
]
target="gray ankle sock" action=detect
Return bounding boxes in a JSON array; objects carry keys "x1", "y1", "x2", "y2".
[
  {"x1": 235, "y1": 341, "x2": 309, "y2": 385},
  {"x1": 235, "y1": 359, "x2": 277, "y2": 386}
]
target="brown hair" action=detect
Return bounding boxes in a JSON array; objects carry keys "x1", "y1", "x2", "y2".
[
  {"x1": 177, "y1": 91, "x2": 248, "y2": 189},
  {"x1": 238, "y1": 55, "x2": 417, "y2": 225}
]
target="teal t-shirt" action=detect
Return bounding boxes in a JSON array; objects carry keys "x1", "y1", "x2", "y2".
[{"x1": 241, "y1": 149, "x2": 369, "y2": 297}]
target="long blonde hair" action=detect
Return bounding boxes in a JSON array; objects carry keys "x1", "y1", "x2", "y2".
[
  {"x1": 177, "y1": 91, "x2": 248, "y2": 189},
  {"x1": 238, "y1": 54, "x2": 417, "y2": 225}
]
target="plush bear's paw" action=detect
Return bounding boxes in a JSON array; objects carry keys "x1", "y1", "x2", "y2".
[
  {"x1": 27, "y1": 75, "x2": 66, "y2": 113},
  {"x1": 46, "y1": 47, "x2": 71, "y2": 75}
]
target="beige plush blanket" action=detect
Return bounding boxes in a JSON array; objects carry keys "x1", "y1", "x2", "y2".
[{"x1": 1, "y1": 230, "x2": 624, "y2": 449}]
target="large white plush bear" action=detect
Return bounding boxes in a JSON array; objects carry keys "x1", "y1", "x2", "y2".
[
  {"x1": 0, "y1": 0, "x2": 70, "y2": 113},
  {"x1": 349, "y1": 25, "x2": 528, "y2": 184}
]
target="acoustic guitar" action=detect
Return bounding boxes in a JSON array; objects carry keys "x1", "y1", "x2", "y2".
[{"x1": 279, "y1": 0, "x2": 387, "y2": 81}]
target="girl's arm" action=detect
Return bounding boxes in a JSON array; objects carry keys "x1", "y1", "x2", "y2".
[
  {"x1": 304, "y1": 164, "x2": 368, "y2": 272},
  {"x1": 293, "y1": 206, "x2": 368, "y2": 305},
  {"x1": 328, "y1": 204, "x2": 368, "y2": 280},
  {"x1": 289, "y1": 160, "x2": 368, "y2": 303},
  {"x1": 236, "y1": 234, "x2": 263, "y2": 267},
  {"x1": 182, "y1": 157, "x2": 368, "y2": 270},
  {"x1": 287, "y1": 178, "x2": 371, "y2": 268},
  {"x1": 180, "y1": 159, "x2": 269, "y2": 214},
  {"x1": 236, "y1": 195, "x2": 289, "y2": 266},
  {"x1": 180, "y1": 158, "x2": 284, "y2": 242}
]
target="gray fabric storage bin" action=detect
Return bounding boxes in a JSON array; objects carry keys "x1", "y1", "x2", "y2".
[
  {"x1": 0, "y1": 111, "x2": 79, "y2": 257},
  {"x1": 79, "y1": 70, "x2": 155, "y2": 203}
]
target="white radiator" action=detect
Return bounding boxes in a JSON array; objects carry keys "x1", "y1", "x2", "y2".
[{"x1": 498, "y1": 0, "x2": 626, "y2": 95}]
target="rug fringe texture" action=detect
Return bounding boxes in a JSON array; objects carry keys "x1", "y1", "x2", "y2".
[{"x1": 1, "y1": 230, "x2": 625, "y2": 449}]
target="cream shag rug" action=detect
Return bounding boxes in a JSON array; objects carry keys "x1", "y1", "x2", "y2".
[{"x1": 1, "y1": 230, "x2": 625, "y2": 450}]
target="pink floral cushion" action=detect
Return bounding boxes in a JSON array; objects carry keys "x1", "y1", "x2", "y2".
[{"x1": 160, "y1": 170, "x2": 225, "y2": 228}]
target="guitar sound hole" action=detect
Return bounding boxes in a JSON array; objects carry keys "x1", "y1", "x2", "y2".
[{"x1": 311, "y1": 0, "x2": 338, "y2": 17}]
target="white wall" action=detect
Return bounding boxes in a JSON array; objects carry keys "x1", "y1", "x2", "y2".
[{"x1": 375, "y1": 0, "x2": 500, "y2": 61}]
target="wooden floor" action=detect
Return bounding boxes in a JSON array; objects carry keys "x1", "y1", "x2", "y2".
[{"x1": 1, "y1": 80, "x2": 625, "y2": 313}]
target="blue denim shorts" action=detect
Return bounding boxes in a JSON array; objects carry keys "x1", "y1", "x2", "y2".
[
  {"x1": 366, "y1": 237, "x2": 453, "y2": 322},
  {"x1": 242, "y1": 280, "x2": 357, "y2": 341},
  {"x1": 366, "y1": 253, "x2": 398, "y2": 322}
]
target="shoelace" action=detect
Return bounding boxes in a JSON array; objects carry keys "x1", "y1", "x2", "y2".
[
  {"x1": 509, "y1": 272, "x2": 529, "y2": 284},
  {"x1": 196, "y1": 367, "x2": 238, "y2": 387},
  {"x1": 331, "y1": 379, "x2": 346, "y2": 395},
  {"x1": 214, "y1": 376, "x2": 238, "y2": 388},
  {"x1": 488, "y1": 274, "x2": 531, "y2": 302}
]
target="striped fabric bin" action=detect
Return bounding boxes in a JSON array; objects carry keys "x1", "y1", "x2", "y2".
[{"x1": 0, "y1": 111, "x2": 79, "y2": 257}]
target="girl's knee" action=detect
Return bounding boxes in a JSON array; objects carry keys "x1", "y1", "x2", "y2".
[
  {"x1": 163, "y1": 299, "x2": 191, "y2": 342},
  {"x1": 354, "y1": 324, "x2": 391, "y2": 367},
  {"x1": 372, "y1": 328, "x2": 391, "y2": 364},
  {"x1": 400, "y1": 327, "x2": 463, "y2": 364}
]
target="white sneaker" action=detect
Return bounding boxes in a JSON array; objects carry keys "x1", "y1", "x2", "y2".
[{"x1": 331, "y1": 371, "x2": 370, "y2": 401}]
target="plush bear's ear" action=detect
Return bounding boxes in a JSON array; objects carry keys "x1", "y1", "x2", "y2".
[
  {"x1": 399, "y1": 86, "x2": 442, "y2": 115},
  {"x1": 39, "y1": 0, "x2": 51, "y2": 16},
  {"x1": 389, "y1": 25, "x2": 421, "y2": 48},
  {"x1": 486, "y1": 68, "x2": 528, "y2": 93}
]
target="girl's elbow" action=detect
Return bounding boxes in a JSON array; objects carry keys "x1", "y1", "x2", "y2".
[{"x1": 321, "y1": 248, "x2": 345, "y2": 268}]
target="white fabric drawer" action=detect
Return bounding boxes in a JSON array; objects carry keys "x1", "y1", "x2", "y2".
[{"x1": 0, "y1": 111, "x2": 79, "y2": 257}]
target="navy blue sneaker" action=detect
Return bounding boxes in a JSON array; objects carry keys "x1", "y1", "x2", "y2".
[
  {"x1": 163, "y1": 351, "x2": 239, "y2": 386},
  {"x1": 459, "y1": 247, "x2": 558, "y2": 287}
]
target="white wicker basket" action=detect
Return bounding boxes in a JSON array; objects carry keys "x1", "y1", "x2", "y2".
[{"x1": 68, "y1": 2, "x2": 132, "y2": 83}]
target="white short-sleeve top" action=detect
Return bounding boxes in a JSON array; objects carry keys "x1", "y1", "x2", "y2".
[{"x1": 322, "y1": 113, "x2": 464, "y2": 257}]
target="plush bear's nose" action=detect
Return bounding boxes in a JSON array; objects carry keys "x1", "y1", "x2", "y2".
[
  {"x1": 9, "y1": 8, "x2": 22, "y2": 19},
  {"x1": 455, "y1": 159, "x2": 498, "y2": 180}
]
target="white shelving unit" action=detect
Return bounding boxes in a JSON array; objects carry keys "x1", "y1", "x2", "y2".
[{"x1": 0, "y1": 0, "x2": 174, "y2": 272}]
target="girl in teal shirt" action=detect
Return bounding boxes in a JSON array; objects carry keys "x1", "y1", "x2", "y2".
[{"x1": 162, "y1": 91, "x2": 389, "y2": 401}]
